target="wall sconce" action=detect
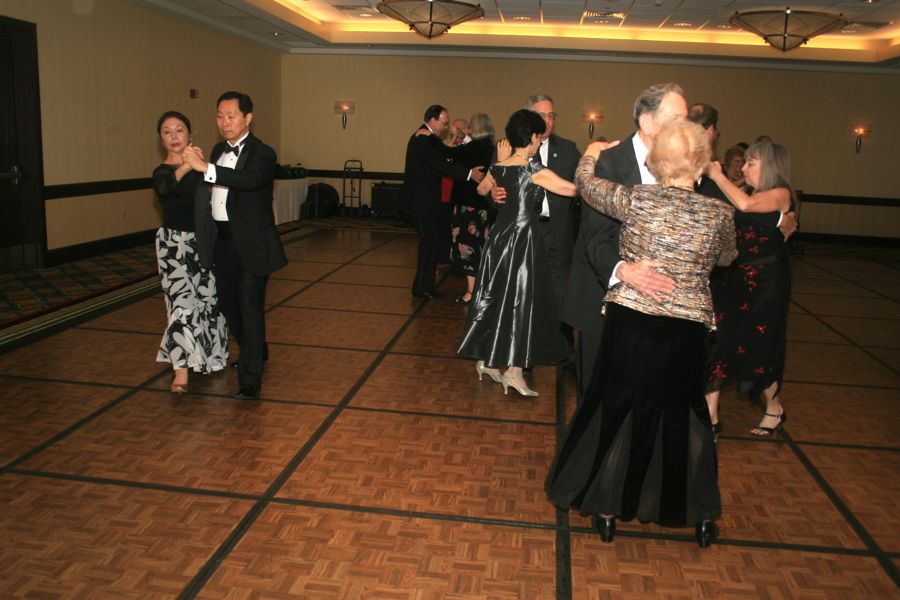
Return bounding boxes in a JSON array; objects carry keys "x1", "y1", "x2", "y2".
[
  {"x1": 581, "y1": 109, "x2": 603, "y2": 140},
  {"x1": 334, "y1": 101, "x2": 356, "y2": 129},
  {"x1": 849, "y1": 125, "x2": 871, "y2": 154}
]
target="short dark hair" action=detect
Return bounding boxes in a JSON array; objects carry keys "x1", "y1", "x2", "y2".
[
  {"x1": 504, "y1": 109, "x2": 546, "y2": 148},
  {"x1": 217, "y1": 91, "x2": 253, "y2": 115},
  {"x1": 156, "y1": 110, "x2": 191, "y2": 134},
  {"x1": 688, "y1": 103, "x2": 718, "y2": 130},
  {"x1": 423, "y1": 104, "x2": 446, "y2": 123}
]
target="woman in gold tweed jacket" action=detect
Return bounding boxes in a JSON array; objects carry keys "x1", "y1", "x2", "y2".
[{"x1": 546, "y1": 120, "x2": 737, "y2": 548}]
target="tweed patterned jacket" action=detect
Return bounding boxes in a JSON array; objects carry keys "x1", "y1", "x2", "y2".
[{"x1": 576, "y1": 155, "x2": 737, "y2": 329}]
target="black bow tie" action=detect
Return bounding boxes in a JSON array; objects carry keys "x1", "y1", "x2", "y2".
[{"x1": 224, "y1": 143, "x2": 242, "y2": 156}]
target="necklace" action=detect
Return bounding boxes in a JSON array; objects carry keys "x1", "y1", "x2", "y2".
[{"x1": 512, "y1": 152, "x2": 529, "y2": 160}]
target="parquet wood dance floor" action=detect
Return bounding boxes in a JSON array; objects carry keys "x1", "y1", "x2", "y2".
[{"x1": 1, "y1": 227, "x2": 898, "y2": 599}]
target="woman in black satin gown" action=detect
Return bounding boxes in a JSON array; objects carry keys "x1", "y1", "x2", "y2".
[{"x1": 456, "y1": 110, "x2": 574, "y2": 397}]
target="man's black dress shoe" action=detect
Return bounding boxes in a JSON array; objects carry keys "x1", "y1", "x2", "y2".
[
  {"x1": 412, "y1": 290, "x2": 443, "y2": 300},
  {"x1": 233, "y1": 387, "x2": 259, "y2": 400},
  {"x1": 593, "y1": 516, "x2": 616, "y2": 543},
  {"x1": 695, "y1": 520, "x2": 719, "y2": 548}
]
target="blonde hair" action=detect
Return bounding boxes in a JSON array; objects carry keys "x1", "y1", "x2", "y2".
[{"x1": 646, "y1": 120, "x2": 710, "y2": 186}]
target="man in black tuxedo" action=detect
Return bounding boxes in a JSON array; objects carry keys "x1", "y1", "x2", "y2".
[
  {"x1": 562, "y1": 83, "x2": 685, "y2": 400},
  {"x1": 184, "y1": 91, "x2": 287, "y2": 400},
  {"x1": 400, "y1": 104, "x2": 484, "y2": 299}
]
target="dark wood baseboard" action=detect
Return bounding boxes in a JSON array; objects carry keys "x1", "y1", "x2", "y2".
[
  {"x1": 46, "y1": 229, "x2": 156, "y2": 266},
  {"x1": 793, "y1": 232, "x2": 900, "y2": 247}
]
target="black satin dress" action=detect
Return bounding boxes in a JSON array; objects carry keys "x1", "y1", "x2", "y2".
[{"x1": 457, "y1": 161, "x2": 568, "y2": 368}]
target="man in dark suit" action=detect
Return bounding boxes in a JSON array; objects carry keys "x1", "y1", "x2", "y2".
[
  {"x1": 400, "y1": 104, "x2": 483, "y2": 299},
  {"x1": 524, "y1": 94, "x2": 581, "y2": 311},
  {"x1": 562, "y1": 83, "x2": 685, "y2": 400},
  {"x1": 184, "y1": 91, "x2": 287, "y2": 400}
]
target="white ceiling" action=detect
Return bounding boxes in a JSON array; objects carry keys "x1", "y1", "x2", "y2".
[{"x1": 135, "y1": 0, "x2": 900, "y2": 68}]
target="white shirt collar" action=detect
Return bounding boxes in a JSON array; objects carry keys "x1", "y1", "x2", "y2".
[
  {"x1": 229, "y1": 131, "x2": 250, "y2": 149},
  {"x1": 632, "y1": 132, "x2": 656, "y2": 184}
]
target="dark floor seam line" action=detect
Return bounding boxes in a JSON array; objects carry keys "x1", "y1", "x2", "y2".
[
  {"x1": 177, "y1": 235, "x2": 439, "y2": 600},
  {"x1": 75, "y1": 326, "x2": 160, "y2": 336},
  {"x1": 273, "y1": 305, "x2": 415, "y2": 317},
  {"x1": 796, "y1": 440, "x2": 900, "y2": 452},
  {"x1": 781, "y1": 378, "x2": 900, "y2": 391},
  {"x1": 779, "y1": 428, "x2": 900, "y2": 587},
  {"x1": 1, "y1": 366, "x2": 173, "y2": 470},
  {"x1": 0, "y1": 372, "x2": 138, "y2": 389},
  {"x1": 265, "y1": 237, "x2": 404, "y2": 313},
  {"x1": 553, "y1": 363, "x2": 573, "y2": 600},
  {"x1": 345, "y1": 404, "x2": 556, "y2": 427},
  {"x1": 2, "y1": 468, "x2": 262, "y2": 501},
  {"x1": 269, "y1": 496, "x2": 560, "y2": 530},
  {"x1": 795, "y1": 256, "x2": 900, "y2": 303},
  {"x1": 790, "y1": 298, "x2": 900, "y2": 377},
  {"x1": 568, "y1": 524, "x2": 877, "y2": 557}
]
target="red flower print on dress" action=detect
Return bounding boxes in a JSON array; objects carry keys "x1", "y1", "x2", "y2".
[
  {"x1": 739, "y1": 303, "x2": 749, "y2": 312},
  {"x1": 709, "y1": 361, "x2": 728, "y2": 381},
  {"x1": 754, "y1": 367, "x2": 766, "y2": 374},
  {"x1": 755, "y1": 324, "x2": 767, "y2": 335},
  {"x1": 736, "y1": 346, "x2": 746, "y2": 355}
]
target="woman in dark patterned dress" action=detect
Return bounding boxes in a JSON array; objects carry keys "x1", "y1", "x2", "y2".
[
  {"x1": 448, "y1": 113, "x2": 496, "y2": 304},
  {"x1": 153, "y1": 111, "x2": 228, "y2": 393},
  {"x1": 705, "y1": 141, "x2": 796, "y2": 436}
]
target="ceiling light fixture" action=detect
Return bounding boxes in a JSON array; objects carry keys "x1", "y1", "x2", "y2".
[
  {"x1": 730, "y1": 7, "x2": 849, "y2": 51},
  {"x1": 376, "y1": 0, "x2": 484, "y2": 39}
]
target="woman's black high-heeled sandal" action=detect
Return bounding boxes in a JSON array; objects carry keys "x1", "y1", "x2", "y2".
[
  {"x1": 711, "y1": 422, "x2": 722, "y2": 444},
  {"x1": 455, "y1": 293, "x2": 472, "y2": 305},
  {"x1": 593, "y1": 516, "x2": 616, "y2": 543},
  {"x1": 751, "y1": 411, "x2": 787, "y2": 437},
  {"x1": 695, "y1": 520, "x2": 719, "y2": 548}
]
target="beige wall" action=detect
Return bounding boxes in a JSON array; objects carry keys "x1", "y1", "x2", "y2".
[
  {"x1": 280, "y1": 54, "x2": 899, "y2": 201},
  {"x1": 1, "y1": 1, "x2": 897, "y2": 247},
  {"x1": 0, "y1": 0, "x2": 282, "y2": 248}
]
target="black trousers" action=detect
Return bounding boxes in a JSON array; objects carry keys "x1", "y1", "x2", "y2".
[
  {"x1": 412, "y1": 216, "x2": 440, "y2": 294},
  {"x1": 536, "y1": 219, "x2": 568, "y2": 312},
  {"x1": 213, "y1": 226, "x2": 268, "y2": 390}
]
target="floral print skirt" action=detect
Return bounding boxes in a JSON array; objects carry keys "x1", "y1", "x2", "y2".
[
  {"x1": 449, "y1": 205, "x2": 491, "y2": 276},
  {"x1": 155, "y1": 227, "x2": 228, "y2": 373}
]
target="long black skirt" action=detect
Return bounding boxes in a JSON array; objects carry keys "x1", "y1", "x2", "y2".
[{"x1": 545, "y1": 303, "x2": 720, "y2": 527}]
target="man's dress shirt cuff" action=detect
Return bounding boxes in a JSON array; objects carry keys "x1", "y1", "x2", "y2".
[
  {"x1": 609, "y1": 260, "x2": 624, "y2": 288},
  {"x1": 204, "y1": 163, "x2": 217, "y2": 184}
]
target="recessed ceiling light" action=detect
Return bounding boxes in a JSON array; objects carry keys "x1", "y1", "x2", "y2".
[
  {"x1": 270, "y1": 32, "x2": 281, "y2": 36},
  {"x1": 672, "y1": 22, "x2": 693, "y2": 28},
  {"x1": 359, "y1": 12, "x2": 372, "y2": 17},
  {"x1": 717, "y1": 24, "x2": 735, "y2": 29},
  {"x1": 512, "y1": 16, "x2": 532, "y2": 21}
]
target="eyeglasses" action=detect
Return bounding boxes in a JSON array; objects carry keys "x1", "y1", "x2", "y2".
[{"x1": 536, "y1": 112, "x2": 558, "y2": 121}]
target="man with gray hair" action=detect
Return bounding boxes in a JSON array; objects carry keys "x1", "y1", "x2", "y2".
[{"x1": 562, "y1": 83, "x2": 685, "y2": 401}]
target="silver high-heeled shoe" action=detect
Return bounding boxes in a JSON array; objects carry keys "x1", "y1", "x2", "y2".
[
  {"x1": 475, "y1": 361, "x2": 502, "y2": 384},
  {"x1": 501, "y1": 373, "x2": 539, "y2": 397}
]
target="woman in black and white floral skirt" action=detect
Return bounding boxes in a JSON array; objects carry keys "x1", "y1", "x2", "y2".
[{"x1": 153, "y1": 111, "x2": 228, "y2": 393}]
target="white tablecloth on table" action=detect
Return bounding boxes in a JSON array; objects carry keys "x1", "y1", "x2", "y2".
[{"x1": 272, "y1": 178, "x2": 308, "y2": 225}]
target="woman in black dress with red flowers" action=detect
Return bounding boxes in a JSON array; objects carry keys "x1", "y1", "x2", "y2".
[{"x1": 705, "y1": 141, "x2": 796, "y2": 436}]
